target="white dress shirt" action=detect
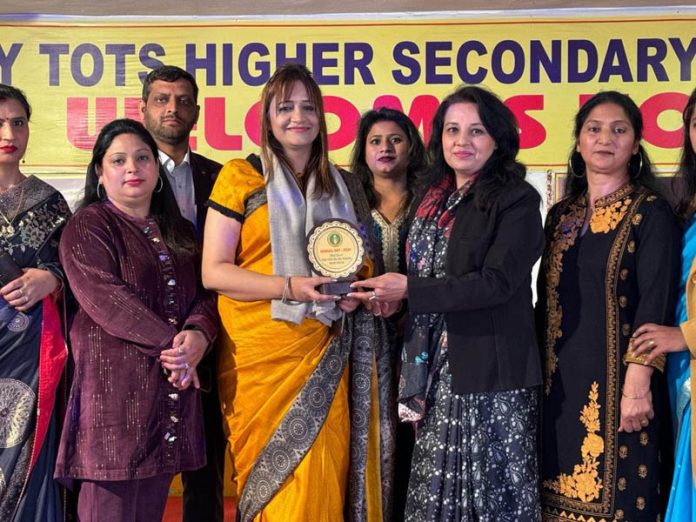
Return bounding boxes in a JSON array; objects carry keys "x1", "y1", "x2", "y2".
[{"x1": 159, "y1": 150, "x2": 197, "y2": 227}]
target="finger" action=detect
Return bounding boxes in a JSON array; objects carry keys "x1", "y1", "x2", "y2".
[
  {"x1": 192, "y1": 372, "x2": 201, "y2": 390},
  {"x1": 632, "y1": 324, "x2": 655, "y2": 336},
  {"x1": 350, "y1": 279, "x2": 377, "y2": 290},
  {"x1": 346, "y1": 291, "x2": 375, "y2": 302},
  {"x1": 645, "y1": 347, "x2": 667, "y2": 363}
]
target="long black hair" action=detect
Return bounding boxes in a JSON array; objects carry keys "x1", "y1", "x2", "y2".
[
  {"x1": 428, "y1": 85, "x2": 526, "y2": 211},
  {"x1": 78, "y1": 118, "x2": 197, "y2": 256},
  {"x1": 350, "y1": 107, "x2": 427, "y2": 213},
  {"x1": 565, "y1": 91, "x2": 656, "y2": 199},
  {"x1": 674, "y1": 87, "x2": 696, "y2": 221}
]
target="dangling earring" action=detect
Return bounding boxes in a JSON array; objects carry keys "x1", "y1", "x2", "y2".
[
  {"x1": 154, "y1": 176, "x2": 164, "y2": 193},
  {"x1": 96, "y1": 182, "x2": 105, "y2": 200},
  {"x1": 21, "y1": 157, "x2": 25, "y2": 164},
  {"x1": 568, "y1": 158, "x2": 584, "y2": 178}
]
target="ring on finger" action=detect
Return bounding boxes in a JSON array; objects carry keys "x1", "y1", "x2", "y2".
[
  {"x1": 177, "y1": 347, "x2": 184, "y2": 356},
  {"x1": 23, "y1": 296, "x2": 28, "y2": 304},
  {"x1": 17, "y1": 288, "x2": 23, "y2": 297},
  {"x1": 184, "y1": 362, "x2": 190, "y2": 370},
  {"x1": 648, "y1": 339, "x2": 656, "y2": 347},
  {"x1": 640, "y1": 419, "x2": 649, "y2": 426},
  {"x1": 369, "y1": 291, "x2": 378, "y2": 302}
]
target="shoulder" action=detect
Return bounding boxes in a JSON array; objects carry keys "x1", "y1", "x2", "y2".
[
  {"x1": 632, "y1": 187, "x2": 679, "y2": 231},
  {"x1": 189, "y1": 152, "x2": 222, "y2": 172},
  {"x1": 634, "y1": 186, "x2": 673, "y2": 213},
  {"x1": 62, "y1": 203, "x2": 116, "y2": 243},
  {"x1": 216, "y1": 158, "x2": 264, "y2": 191},
  {"x1": 494, "y1": 178, "x2": 541, "y2": 211}
]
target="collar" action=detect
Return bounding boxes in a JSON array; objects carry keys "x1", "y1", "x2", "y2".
[{"x1": 158, "y1": 149, "x2": 191, "y2": 173}]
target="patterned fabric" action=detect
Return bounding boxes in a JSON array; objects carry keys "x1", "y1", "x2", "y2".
[
  {"x1": 371, "y1": 209, "x2": 408, "y2": 274},
  {"x1": 398, "y1": 173, "x2": 473, "y2": 421},
  {"x1": 0, "y1": 176, "x2": 70, "y2": 521},
  {"x1": 211, "y1": 158, "x2": 394, "y2": 522},
  {"x1": 399, "y1": 171, "x2": 539, "y2": 520},
  {"x1": 406, "y1": 357, "x2": 539, "y2": 522},
  {"x1": 537, "y1": 185, "x2": 679, "y2": 521},
  {"x1": 665, "y1": 213, "x2": 696, "y2": 521}
]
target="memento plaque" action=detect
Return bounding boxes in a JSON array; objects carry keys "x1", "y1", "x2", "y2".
[{"x1": 306, "y1": 219, "x2": 365, "y2": 294}]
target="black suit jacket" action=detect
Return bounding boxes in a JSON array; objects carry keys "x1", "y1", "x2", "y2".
[
  {"x1": 187, "y1": 152, "x2": 221, "y2": 392},
  {"x1": 407, "y1": 178, "x2": 544, "y2": 395},
  {"x1": 190, "y1": 152, "x2": 222, "y2": 238}
]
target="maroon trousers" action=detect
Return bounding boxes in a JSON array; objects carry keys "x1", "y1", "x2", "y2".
[{"x1": 77, "y1": 474, "x2": 174, "y2": 522}]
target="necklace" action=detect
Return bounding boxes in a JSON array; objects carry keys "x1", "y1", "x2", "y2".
[{"x1": 0, "y1": 185, "x2": 25, "y2": 236}]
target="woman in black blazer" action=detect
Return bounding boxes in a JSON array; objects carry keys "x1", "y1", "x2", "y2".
[{"x1": 350, "y1": 85, "x2": 544, "y2": 521}]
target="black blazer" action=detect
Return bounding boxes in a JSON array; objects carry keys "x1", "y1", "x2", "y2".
[
  {"x1": 190, "y1": 152, "x2": 222, "y2": 237},
  {"x1": 407, "y1": 178, "x2": 544, "y2": 394}
]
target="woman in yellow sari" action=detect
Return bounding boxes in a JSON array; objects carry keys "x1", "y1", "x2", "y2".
[{"x1": 202, "y1": 63, "x2": 394, "y2": 521}]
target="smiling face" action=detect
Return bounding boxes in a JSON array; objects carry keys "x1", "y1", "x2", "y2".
[
  {"x1": 268, "y1": 81, "x2": 320, "y2": 155},
  {"x1": 0, "y1": 98, "x2": 29, "y2": 169},
  {"x1": 441, "y1": 102, "x2": 496, "y2": 185},
  {"x1": 97, "y1": 133, "x2": 160, "y2": 217},
  {"x1": 364, "y1": 120, "x2": 411, "y2": 181},
  {"x1": 140, "y1": 79, "x2": 198, "y2": 146},
  {"x1": 577, "y1": 102, "x2": 639, "y2": 180}
]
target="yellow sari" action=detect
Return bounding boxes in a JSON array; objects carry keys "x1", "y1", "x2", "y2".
[{"x1": 210, "y1": 159, "x2": 391, "y2": 521}]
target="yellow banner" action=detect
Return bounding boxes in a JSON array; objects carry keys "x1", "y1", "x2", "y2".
[{"x1": 1, "y1": 11, "x2": 695, "y2": 186}]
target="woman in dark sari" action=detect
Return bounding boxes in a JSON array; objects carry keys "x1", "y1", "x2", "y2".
[{"x1": 0, "y1": 84, "x2": 70, "y2": 521}]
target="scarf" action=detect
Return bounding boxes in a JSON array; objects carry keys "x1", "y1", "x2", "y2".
[
  {"x1": 398, "y1": 173, "x2": 475, "y2": 421},
  {"x1": 265, "y1": 152, "x2": 357, "y2": 325}
]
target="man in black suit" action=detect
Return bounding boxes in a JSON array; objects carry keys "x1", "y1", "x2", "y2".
[{"x1": 141, "y1": 65, "x2": 225, "y2": 522}]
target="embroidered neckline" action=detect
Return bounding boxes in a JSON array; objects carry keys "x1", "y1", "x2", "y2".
[{"x1": 591, "y1": 183, "x2": 635, "y2": 209}]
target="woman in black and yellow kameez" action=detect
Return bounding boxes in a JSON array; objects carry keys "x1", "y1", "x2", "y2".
[{"x1": 537, "y1": 91, "x2": 679, "y2": 521}]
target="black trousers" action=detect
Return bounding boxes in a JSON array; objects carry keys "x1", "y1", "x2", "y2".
[{"x1": 182, "y1": 353, "x2": 227, "y2": 522}]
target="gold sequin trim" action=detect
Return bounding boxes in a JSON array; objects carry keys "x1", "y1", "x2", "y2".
[
  {"x1": 542, "y1": 382, "x2": 604, "y2": 502},
  {"x1": 638, "y1": 464, "x2": 648, "y2": 478},
  {"x1": 636, "y1": 496, "x2": 646, "y2": 510},
  {"x1": 640, "y1": 432, "x2": 649, "y2": 445},
  {"x1": 617, "y1": 477, "x2": 627, "y2": 491}
]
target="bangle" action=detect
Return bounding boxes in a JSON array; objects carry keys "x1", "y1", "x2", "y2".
[
  {"x1": 621, "y1": 389, "x2": 649, "y2": 400},
  {"x1": 281, "y1": 275, "x2": 292, "y2": 303}
]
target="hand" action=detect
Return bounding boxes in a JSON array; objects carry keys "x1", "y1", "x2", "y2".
[
  {"x1": 160, "y1": 329, "x2": 209, "y2": 389},
  {"x1": 619, "y1": 364, "x2": 654, "y2": 433},
  {"x1": 364, "y1": 298, "x2": 402, "y2": 318},
  {"x1": 167, "y1": 366, "x2": 199, "y2": 390},
  {"x1": 287, "y1": 275, "x2": 339, "y2": 303},
  {"x1": 0, "y1": 268, "x2": 59, "y2": 311},
  {"x1": 347, "y1": 273, "x2": 408, "y2": 305},
  {"x1": 337, "y1": 295, "x2": 360, "y2": 313},
  {"x1": 630, "y1": 323, "x2": 687, "y2": 363}
]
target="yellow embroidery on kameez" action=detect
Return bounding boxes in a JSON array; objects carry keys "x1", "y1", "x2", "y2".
[
  {"x1": 543, "y1": 382, "x2": 604, "y2": 502},
  {"x1": 590, "y1": 198, "x2": 632, "y2": 233}
]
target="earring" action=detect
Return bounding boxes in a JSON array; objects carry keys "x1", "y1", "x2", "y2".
[
  {"x1": 631, "y1": 152, "x2": 644, "y2": 175},
  {"x1": 567, "y1": 158, "x2": 584, "y2": 178},
  {"x1": 154, "y1": 176, "x2": 164, "y2": 193},
  {"x1": 96, "y1": 182, "x2": 105, "y2": 200}
]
